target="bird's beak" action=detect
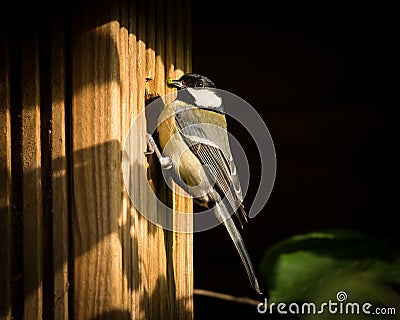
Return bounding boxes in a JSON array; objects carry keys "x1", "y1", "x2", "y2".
[{"x1": 167, "y1": 77, "x2": 185, "y2": 89}]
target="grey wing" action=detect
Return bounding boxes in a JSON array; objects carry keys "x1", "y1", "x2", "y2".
[
  {"x1": 225, "y1": 150, "x2": 248, "y2": 224},
  {"x1": 175, "y1": 108, "x2": 248, "y2": 225}
]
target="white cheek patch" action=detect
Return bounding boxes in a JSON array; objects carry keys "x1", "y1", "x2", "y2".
[{"x1": 187, "y1": 88, "x2": 222, "y2": 108}]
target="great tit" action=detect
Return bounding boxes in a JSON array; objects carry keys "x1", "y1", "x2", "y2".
[{"x1": 147, "y1": 73, "x2": 262, "y2": 294}]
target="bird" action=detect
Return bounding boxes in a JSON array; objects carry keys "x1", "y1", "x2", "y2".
[{"x1": 146, "y1": 73, "x2": 262, "y2": 294}]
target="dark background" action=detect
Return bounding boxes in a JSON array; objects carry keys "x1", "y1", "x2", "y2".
[{"x1": 191, "y1": 2, "x2": 398, "y2": 319}]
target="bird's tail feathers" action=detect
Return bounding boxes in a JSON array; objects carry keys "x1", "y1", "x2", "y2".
[
  {"x1": 235, "y1": 203, "x2": 248, "y2": 229},
  {"x1": 214, "y1": 202, "x2": 263, "y2": 294}
]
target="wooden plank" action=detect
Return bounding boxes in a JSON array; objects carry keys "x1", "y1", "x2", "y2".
[
  {"x1": 71, "y1": 3, "x2": 123, "y2": 318},
  {"x1": 154, "y1": 0, "x2": 166, "y2": 97},
  {"x1": 134, "y1": 1, "x2": 148, "y2": 318},
  {"x1": 69, "y1": 1, "x2": 193, "y2": 318},
  {"x1": 20, "y1": 25, "x2": 44, "y2": 320},
  {"x1": 126, "y1": 1, "x2": 138, "y2": 317},
  {"x1": 136, "y1": 2, "x2": 171, "y2": 318},
  {"x1": 174, "y1": 0, "x2": 185, "y2": 75},
  {"x1": 145, "y1": 0, "x2": 156, "y2": 84},
  {"x1": 3, "y1": 1, "x2": 194, "y2": 319},
  {"x1": 163, "y1": 1, "x2": 194, "y2": 319},
  {"x1": 165, "y1": 0, "x2": 176, "y2": 96},
  {"x1": 183, "y1": 0, "x2": 192, "y2": 73},
  {"x1": 172, "y1": 1, "x2": 193, "y2": 318},
  {"x1": 119, "y1": 1, "x2": 132, "y2": 316},
  {"x1": 50, "y1": 8, "x2": 69, "y2": 320},
  {"x1": 173, "y1": 184, "x2": 193, "y2": 319},
  {"x1": 0, "y1": 27, "x2": 12, "y2": 320}
]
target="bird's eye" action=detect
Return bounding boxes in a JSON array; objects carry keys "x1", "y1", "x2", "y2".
[{"x1": 195, "y1": 81, "x2": 204, "y2": 88}]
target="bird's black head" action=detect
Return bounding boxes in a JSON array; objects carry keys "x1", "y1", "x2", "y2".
[{"x1": 167, "y1": 73, "x2": 216, "y2": 89}]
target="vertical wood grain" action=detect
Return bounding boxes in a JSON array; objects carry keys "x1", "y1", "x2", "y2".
[
  {"x1": 71, "y1": 2, "x2": 123, "y2": 318},
  {"x1": 50, "y1": 8, "x2": 69, "y2": 320},
  {"x1": 16, "y1": 4, "x2": 43, "y2": 320},
  {"x1": 174, "y1": 0, "x2": 185, "y2": 77},
  {"x1": 173, "y1": 184, "x2": 193, "y2": 319},
  {"x1": 165, "y1": 0, "x2": 176, "y2": 96},
  {"x1": 135, "y1": 1, "x2": 148, "y2": 318},
  {"x1": 127, "y1": 1, "x2": 139, "y2": 317},
  {"x1": 119, "y1": 1, "x2": 132, "y2": 316},
  {"x1": 172, "y1": 1, "x2": 193, "y2": 318},
  {"x1": 0, "y1": 27, "x2": 12, "y2": 320},
  {"x1": 20, "y1": 24, "x2": 44, "y2": 320},
  {"x1": 183, "y1": 0, "x2": 192, "y2": 73},
  {"x1": 2, "y1": 1, "x2": 193, "y2": 318},
  {"x1": 145, "y1": 0, "x2": 156, "y2": 84},
  {"x1": 155, "y1": 0, "x2": 166, "y2": 98}
]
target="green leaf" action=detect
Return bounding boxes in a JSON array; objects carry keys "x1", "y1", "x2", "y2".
[{"x1": 259, "y1": 229, "x2": 400, "y2": 319}]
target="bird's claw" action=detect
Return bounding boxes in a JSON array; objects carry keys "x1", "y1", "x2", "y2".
[
  {"x1": 145, "y1": 133, "x2": 155, "y2": 155},
  {"x1": 145, "y1": 133, "x2": 173, "y2": 170}
]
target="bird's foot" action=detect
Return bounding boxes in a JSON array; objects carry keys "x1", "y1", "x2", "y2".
[{"x1": 145, "y1": 133, "x2": 173, "y2": 170}]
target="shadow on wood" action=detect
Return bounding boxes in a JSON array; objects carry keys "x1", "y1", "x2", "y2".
[{"x1": 0, "y1": 0, "x2": 193, "y2": 319}]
